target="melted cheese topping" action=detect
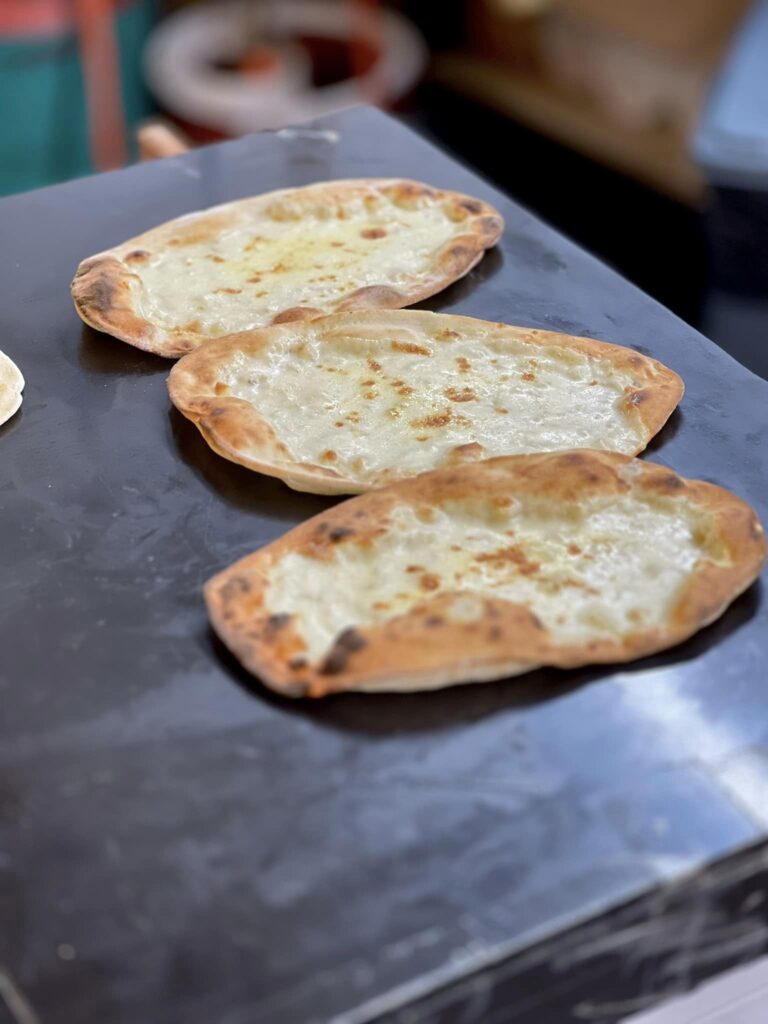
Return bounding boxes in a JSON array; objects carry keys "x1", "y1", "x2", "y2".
[
  {"x1": 131, "y1": 190, "x2": 460, "y2": 335},
  {"x1": 266, "y1": 494, "x2": 713, "y2": 663},
  {"x1": 222, "y1": 322, "x2": 644, "y2": 483}
]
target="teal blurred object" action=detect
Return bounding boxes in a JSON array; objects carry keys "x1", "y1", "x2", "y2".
[{"x1": 0, "y1": 1, "x2": 157, "y2": 196}]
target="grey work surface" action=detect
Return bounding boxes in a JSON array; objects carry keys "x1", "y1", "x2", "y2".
[{"x1": 1, "y1": 107, "x2": 767, "y2": 1024}]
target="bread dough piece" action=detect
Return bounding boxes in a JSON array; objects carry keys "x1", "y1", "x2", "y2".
[
  {"x1": 71, "y1": 179, "x2": 503, "y2": 357},
  {"x1": 205, "y1": 450, "x2": 766, "y2": 696},
  {"x1": 169, "y1": 309, "x2": 684, "y2": 494},
  {"x1": 0, "y1": 350, "x2": 24, "y2": 426}
]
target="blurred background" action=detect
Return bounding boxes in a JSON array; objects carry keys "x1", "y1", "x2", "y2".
[{"x1": 3, "y1": 0, "x2": 767, "y2": 378}]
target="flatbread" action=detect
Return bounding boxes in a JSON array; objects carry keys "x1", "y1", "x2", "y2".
[
  {"x1": 71, "y1": 179, "x2": 503, "y2": 358},
  {"x1": 205, "y1": 450, "x2": 766, "y2": 697},
  {"x1": 168, "y1": 310, "x2": 683, "y2": 494},
  {"x1": 0, "y1": 349, "x2": 24, "y2": 426}
]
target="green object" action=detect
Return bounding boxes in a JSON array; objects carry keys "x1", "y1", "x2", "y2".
[{"x1": 0, "y1": 0, "x2": 157, "y2": 196}]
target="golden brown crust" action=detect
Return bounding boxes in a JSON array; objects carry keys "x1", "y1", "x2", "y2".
[
  {"x1": 271, "y1": 306, "x2": 325, "y2": 324},
  {"x1": 167, "y1": 310, "x2": 684, "y2": 495},
  {"x1": 204, "y1": 450, "x2": 766, "y2": 697},
  {"x1": 337, "y1": 285, "x2": 406, "y2": 311},
  {"x1": 71, "y1": 256, "x2": 164, "y2": 354},
  {"x1": 70, "y1": 179, "x2": 504, "y2": 359}
]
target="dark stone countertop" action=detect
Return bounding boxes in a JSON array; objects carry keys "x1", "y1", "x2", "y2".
[{"x1": 1, "y1": 106, "x2": 766, "y2": 1024}]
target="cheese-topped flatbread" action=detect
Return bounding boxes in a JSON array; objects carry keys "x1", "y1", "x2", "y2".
[
  {"x1": 205, "y1": 451, "x2": 766, "y2": 697},
  {"x1": 0, "y1": 349, "x2": 24, "y2": 426},
  {"x1": 71, "y1": 179, "x2": 503, "y2": 358},
  {"x1": 169, "y1": 310, "x2": 683, "y2": 494}
]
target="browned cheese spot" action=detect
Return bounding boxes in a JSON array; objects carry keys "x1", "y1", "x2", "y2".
[
  {"x1": 367, "y1": 358, "x2": 382, "y2": 372},
  {"x1": 329, "y1": 526, "x2": 354, "y2": 542},
  {"x1": 321, "y1": 450, "x2": 338, "y2": 464},
  {"x1": 444, "y1": 386, "x2": 477, "y2": 403},
  {"x1": 244, "y1": 235, "x2": 266, "y2": 252},
  {"x1": 416, "y1": 435, "x2": 429, "y2": 441},
  {"x1": 410, "y1": 410, "x2": 452, "y2": 429},
  {"x1": 475, "y1": 545, "x2": 540, "y2": 576},
  {"x1": 456, "y1": 356, "x2": 471, "y2": 373},
  {"x1": 346, "y1": 411, "x2": 361, "y2": 424},
  {"x1": 361, "y1": 228, "x2": 387, "y2": 239},
  {"x1": 213, "y1": 287, "x2": 242, "y2": 295},
  {"x1": 567, "y1": 544, "x2": 582, "y2": 555},
  {"x1": 416, "y1": 507, "x2": 435, "y2": 523},
  {"x1": 361, "y1": 379, "x2": 375, "y2": 387},
  {"x1": 334, "y1": 420, "x2": 344, "y2": 428},
  {"x1": 330, "y1": 241, "x2": 343, "y2": 247},
  {"x1": 420, "y1": 573, "x2": 440, "y2": 591},
  {"x1": 167, "y1": 216, "x2": 232, "y2": 247},
  {"x1": 437, "y1": 329, "x2": 460, "y2": 341},
  {"x1": 364, "y1": 392, "x2": 376, "y2": 400},
  {"x1": 391, "y1": 341, "x2": 431, "y2": 356},
  {"x1": 214, "y1": 382, "x2": 228, "y2": 396},
  {"x1": 521, "y1": 372, "x2": 536, "y2": 382},
  {"x1": 560, "y1": 579, "x2": 599, "y2": 595},
  {"x1": 125, "y1": 249, "x2": 150, "y2": 262},
  {"x1": 208, "y1": 254, "x2": 226, "y2": 263},
  {"x1": 406, "y1": 565, "x2": 425, "y2": 573},
  {"x1": 496, "y1": 407, "x2": 509, "y2": 415},
  {"x1": 247, "y1": 275, "x2": 262, "y2": 284}
]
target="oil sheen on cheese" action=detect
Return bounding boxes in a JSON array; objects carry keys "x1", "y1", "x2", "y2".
[
  {"x1": 221, "y1": 319, "x2": 651, "y2": 484},
  {"x1": 131, "y1": 191, "x2": 459, "y2": 334},
  {"x1": 265, "y1": 494, "x2": 712, "y2": 663}
]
